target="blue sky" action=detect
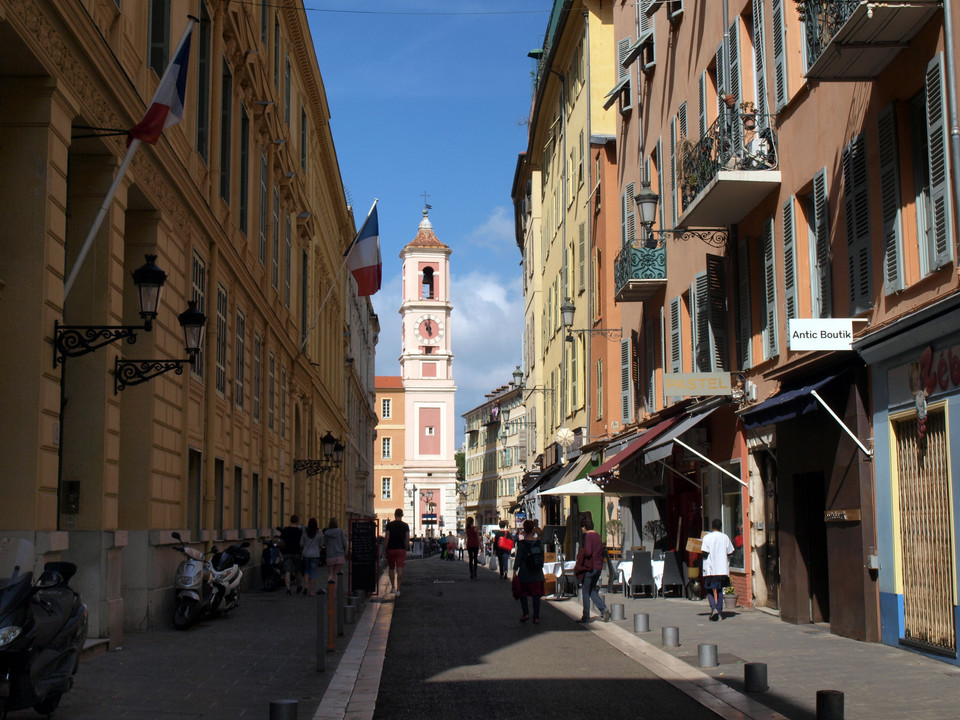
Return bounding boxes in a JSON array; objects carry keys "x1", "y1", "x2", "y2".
[{"x1": 307, "y1": 2, "x2": 550, "y2": 442}]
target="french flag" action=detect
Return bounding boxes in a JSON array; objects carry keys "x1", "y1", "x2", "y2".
[
  {"x1": 345, "y1": 202, "x2": 382, "y2": 297},
  {"x1": 128, "y1": 27, "x2": 193, "y2": 146}
]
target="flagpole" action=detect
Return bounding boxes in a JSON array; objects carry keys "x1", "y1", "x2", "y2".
[
  {"x1": 63, "y1": 17, "x2": 197, "y2": 302},
  {"x1": 300, "y1": 198, "x2": 378, "y2": 353}
]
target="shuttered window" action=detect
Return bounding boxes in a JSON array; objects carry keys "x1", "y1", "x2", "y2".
[
  {"x1": 596, "y1": 359, "x2": 603, "y2": 421},
  {"x1": 691, "y1": 258, "x2": 729, "y2": 372},
  {"x1": 752, "y1": 0, "x2": 769, "y2": 126},
  {"x1": 812, "y1": 168, "x2": 832, "y2": 318},
  {"x1": 761, "y1": 218, "x2": 779, "y2": 360},
  {"x1": 669, "y1": 296, "x2": 683, "y2": 373},
  {"x1": 698, "y1": 71, "x2": 708, "y2": 138},
  {"x1": 878, "y1": 104, "x2": 904, "y2": 294},
  {"x1": 728, "y1": 22, "x2": 743, "y2": 153},
  {"x1": 646, "y1": 318, "x2": 657, "y2": 412},
  {"x1": 578, "y1": 223, "x2": 586, "y2": 292},
  {"x1": 691, "y1": 274, "x2": 710, "y2": 372},
  {"x1": 736, "y1": 237, "x2": 753, "y2": 370},
  {"x1": 620, "y1": 337, "x2": 633, "y2": 423},
  {"x1": 670, "y1": 122, "x2": 678, "y2": 226},
  {"x1": 926, "y1": 53, "x2": 954, "y2": 269},
  {"x1": 771, "y1": 0, "x2": 788, "y2": 110},
  {"x1": 842, "y1": 133, "x2": 872, "y2": 314},
  {"x1": 782, "y1": 197, "x2": 798, "y2": 321}
]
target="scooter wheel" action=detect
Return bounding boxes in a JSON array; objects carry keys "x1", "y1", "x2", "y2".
[
  {"x1": 34, "y1": 691, "x2": 63, "y2": 716},
  {"x1": 263, "y1": 574, "x2": 280, "y2": 592},
  {"x1": 174, "y1": 599, "x2": 199, "y2": 630}
]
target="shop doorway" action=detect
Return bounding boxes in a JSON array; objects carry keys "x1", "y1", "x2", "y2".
[{"x1": 795, "y1": 471, "x2": 829, "y2": 623}]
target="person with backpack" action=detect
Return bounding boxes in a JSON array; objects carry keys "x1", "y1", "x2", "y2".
[{"x1": 513, "y1": 519, "x2": 545, "y2": 624}]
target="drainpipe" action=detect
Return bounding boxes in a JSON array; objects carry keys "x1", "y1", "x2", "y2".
[
  {"x1": 942, "y1": 1, "x2": 960, "y2": 237},
  {"x1": 584, "y1": 9, "x2": 592, "y2": 446}
]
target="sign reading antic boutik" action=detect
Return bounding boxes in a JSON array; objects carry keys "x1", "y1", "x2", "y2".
[{"x1": 788, "y1": 318, "x2": 855, "y2": 351}]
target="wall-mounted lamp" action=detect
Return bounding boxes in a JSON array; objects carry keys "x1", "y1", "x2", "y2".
[
  {"x1": 634, "y1": 181, "x2": 727, "y2": 249},
  {"x1": 293, "y1": 430, "x2": 345, "y2": 476},
  {"x1": 512, "y1": 366, "x2": 554, "y2": 398},
  {"x1": 560, "y1": 298, "x2": 622, "y2": 341},
  {"x1": 54, "y1": 255, "x2": 167, "y2": 368},
  {"x1": 113, "y1": 301, "x2": 206, "y2": 392}
]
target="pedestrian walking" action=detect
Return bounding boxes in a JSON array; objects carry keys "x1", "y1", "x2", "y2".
[
  {"x1": 445, "y1": 531, "x2": 457, "y2": 561},
  {"x1": 465, "y1": 517, "x2": 480, "y2": 578},
  {"x1": 513, "y1": 519, "x2": 546, "y2": 624},
  {"x1": 457, "y1": 533, "x2": 465, "y2": 560},
  {"x1": 301, "y1": 518, "x2": 324, "y2": 596},
  {"x1": 383, "y1": 508, "x2": 410, "y2": 596},
  {"x1": 280, "y1": 515, "x2": 304, "y2": 595},
  {"x1": 701, "y1": 518, "x2": 735, "y2": 621},
  {"x1": 323, "y1": 517, "x2": 348, "y2": 589},
  {"x1": 575, "y1": 513, "x2": 609, "y2": 623},
  {"x1": 493, "y1": 520, "x2": 513, "y2": 580}
]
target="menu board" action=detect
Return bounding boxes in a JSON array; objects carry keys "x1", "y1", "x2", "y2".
[{"x1": 349, "y1": 518, "x2": 379, "y2": 594}]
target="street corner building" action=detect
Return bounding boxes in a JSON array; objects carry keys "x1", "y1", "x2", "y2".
[
  {"x1": 512, "y1": 0, "x2": 960, "y2": 665},
  {"x1": 0, "y1": 0, "x2": 378, "y2": 646}
]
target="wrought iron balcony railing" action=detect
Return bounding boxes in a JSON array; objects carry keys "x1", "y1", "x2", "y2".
[
  {"x1": 680, "y1": 110, "x2": 779, "y2": 214},
  {"x1": 614, "y1": 235, "x2": 667, "y2": 302},
  {"x1": 802, "y1": 0, "x2": 861, "y2": 70}
]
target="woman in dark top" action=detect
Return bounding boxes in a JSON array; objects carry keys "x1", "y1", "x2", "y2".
[
  {"x1": 578, "y1": 514, "x2": 609, "y2": 623},
  {"x1": 465, "y1": 517, "x2": 481, "y2": 579},
  {"x1": 513, "y1": 519, "x2": 546, "y2": 624}
]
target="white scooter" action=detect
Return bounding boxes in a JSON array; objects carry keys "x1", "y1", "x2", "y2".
[{"x1": 171, "y1": 533, "x2": 249, "y2": 630}]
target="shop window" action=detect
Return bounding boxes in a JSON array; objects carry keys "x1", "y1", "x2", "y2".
[{"x1": 702, "y1": 460, "x2": 744, "y2": 570}]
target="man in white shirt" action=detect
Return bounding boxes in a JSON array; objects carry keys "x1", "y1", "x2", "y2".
[{"x1": 701, "y1": 518, "x2": 735, "y2": 621}]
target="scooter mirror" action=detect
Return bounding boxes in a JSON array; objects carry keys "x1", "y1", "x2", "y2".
[
  {"x1": 172, "y1": 532, "x2": 182, "y2": 541},
  {"x1": 36, "y1": 571, "x2": 63, "y2": 589}
]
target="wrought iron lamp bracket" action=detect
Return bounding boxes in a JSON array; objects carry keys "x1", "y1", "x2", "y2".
[
  {"x1": 566, "y1": 327, "x2": 623, "y2": 342},
  {"x1": 114, "y1": 356, "x2": 194, "y2": 393},
  {"x1": 54, "y1": 320, "x2": 149, "y2": 368},
  {"x1": 643, "y1": 227, "x2": 728, "y2": 249},
  {"x1": 293, "y1": 459, "x2": 339, "y2": 476}
]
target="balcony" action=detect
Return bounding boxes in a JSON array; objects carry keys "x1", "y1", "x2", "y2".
[
  {"x1": 803, "y1": 1, "x2": 938, "y2": 80},
  {"x1": 678, "y1": 110, "x2": 781, "y2": 227},
  {"x1": 615, "y1": 236, "x2": 666, "y2": 303}
]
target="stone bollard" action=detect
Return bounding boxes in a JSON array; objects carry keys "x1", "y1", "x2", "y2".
[
  {"x1": 744, "y1": 663, "x2": 768, "y2": 692},
  {"x1": 269, "y1": 699, "x2": 297, "y2": 719},
  {"x1": 816, "y1": 690, "x2": 844, "y2": 720},
  {"x1": 698, "y1": 643, "x2": 719, "y2": 667},
  {"x1": 344, "y1": 604, "x2": 355, "y2": 624},
  {"x1": 661, "y1": 626, "x2": 680, "y2": 647},
  {"x1": 634, "y1": 612, "x2": 650, "y2": 633},
  {"x1": 611, "y1": 603, "x2": 625, "y2": 621}
]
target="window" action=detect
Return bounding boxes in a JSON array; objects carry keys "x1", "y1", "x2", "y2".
[
  {"x1": 280, "y1": 367, "x2": 287, "y2": 438},
  {"x1": 381, "y1": 398, "x2": 392, "y2": 419},
  {"x1": 268, "y1": 351, "x2": 275, "y2": 431},
  {"x1": 272, "y1": 185, "x2": 280, "y2": 289},
  {"x1": 922, "y1": 54, "x2": 954, "y2": 271},
  {"x1": 668, "y1": 296, "x2": 683, "y2": 374},
  {"x1": 284, "y1": 213, "x2": 291, "y2": 308},
  {"x1": 258, "y1": 150, "x2": 267, "y2": 265},
  {"x1": 284, "y1": 56, "x2": 291, "y2": 126},
  {"x1": 690, "y1": 256, "x2": 728, "y2": 372},
  {"x1": 421, "y1": 267, "x2": 435, "y2": 299},
  {"x1": 233, "y1": 466, "x2": 242, "y2": 529},
  {"x1": 273, "y1": 17, "x2": 280, "y2": 89},
  {"x1": 260, "y1": 0, "x2": 268, "y2": 46},
  {"x1": 235, "y1": 310, "x2": 245, "y2": 409},
  {"x1": 253, "y1": 333, "x2": 262, "y2": 422},
  {"x1": 220, "y1": 58, "x2": 232, "y2": 202},
  {"x1": 300, "y1": 250, "x2": 308, "y2": 345},
  {"x1": 300, "y1": 106, "x2": 307, "y2": 170},
  {"x1": 736, "y1": 237, "x2": 753, "y2": 370},
  {"x1": 842, "y1": 133, "x2": 872, "y2": 314},
  {"x1": 578, "y1": 223, "x2": 585, "y2": 292},
  {"x1": 760, "y1": 217, "x2": 779, "y2": 359},
  {"x1": 148, "y1": 0, "x2": 170, "y2": 77},
  {"x1": 191, "y1": 253, "x2": 206, "y2": 379},
  {"x1": 239, "y1": 107, "x2": 249, "y2": 234},
  {"x1": 620, "y1": 182, "x2": 636, "y2": 247},
  {"x1": 216, "y1": 284, "x2": 227, "y2": 394},
  {"x1": 381, "y1": 477, "x2": 391, "y2": 500},
  {"x1": 782, "y1": 198, "x2": 798, "y2": 322},
  {"x1": 621, "y1": 336, "x2": 634, "y2": 423},
  {"x1": 425, "y1": 426, "x2": 435, "y2": 436},
  {"x1": 701, "y1": 461, "x2": 744, "y2": 570},
  {"x1": 381, "y1": 437, "x2": 392, "y2": 460},
  {"x1": 595, "y1": 359, "x2": 603, "y2": 421},
  {"x1": 195, "y1": 2, "x2": 211, "y2": 161},
  {"x1": 806, "y1": 168, "x2": 832, "y2": 318},
  {"x1": 771, "y1": 0, "x2": 789, "y2": 110}
]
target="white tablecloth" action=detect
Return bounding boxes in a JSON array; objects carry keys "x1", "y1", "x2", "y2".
[
  {"x1": 542, "y1": 561, "x2": 575, "y2": 578},
  {"x1": 617, "y1": 559, "x2": 665, "y2": 593}
]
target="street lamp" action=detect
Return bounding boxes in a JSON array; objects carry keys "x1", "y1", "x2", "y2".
[
  {"x1": 560, "y1": 298, "x2": 622, "y2": 342},
  {"x1": 113, "y1": 301, "x2": 207, "y2": 392},
  {"x1": 294, "y1": 431, "x2": 346, "y2": 476},
  {"x1": 633, "y1": 180, "x2": 728, "y2": 249},
  {"x1": 512, "y1": 366, "x2": 554, "y2": 402},
  {"x1": 54, "y1": 254, "x2": 168, "y2": 367}
]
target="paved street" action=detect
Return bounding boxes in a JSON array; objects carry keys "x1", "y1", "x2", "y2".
[{"x1": 21, "y1": 555, "x2": 960, "y2": 720}]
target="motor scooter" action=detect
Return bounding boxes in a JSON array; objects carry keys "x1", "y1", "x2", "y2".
[
  {"x1": 210, "y1": 542, "x2": 250, "y2": 611},
  {"x1": 0, "y1": 536, "x2": 88, "y2": 718},
  {"x1": 171, "y1": 533, "x2": 249, "y2": 629},
  {"x1": 260, "y1": 534, "x2": 283, "y2": 592}
]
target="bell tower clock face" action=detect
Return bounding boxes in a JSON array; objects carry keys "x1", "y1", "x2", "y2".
[{"x1": 416, "y1": 314, "x2": 443, "y2": 344}]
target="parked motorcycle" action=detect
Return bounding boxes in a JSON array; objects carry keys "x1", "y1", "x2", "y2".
[
  {"x1": 0, "y1": 536, "x2": 88, "y2": 718},
  {"x1": 260, "y1": 534, "x2": 283, "y2": 592},
  {"x1": 171, "y1": 532, "x2": 249, "y2": 630}
]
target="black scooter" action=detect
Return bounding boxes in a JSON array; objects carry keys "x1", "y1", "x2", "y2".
[
  {"x1": 0, "y1": 537, "x2": 88, "y2": 718},
  {"x1": 260, "y1": 534, "x2": 283, "y2": 592}
]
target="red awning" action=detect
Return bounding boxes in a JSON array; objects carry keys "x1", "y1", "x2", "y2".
[{"x1": 588, "y1": 416, "x2": 680, "y2": 479}]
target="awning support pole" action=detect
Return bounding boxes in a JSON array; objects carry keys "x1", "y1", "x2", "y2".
[
  {"x1": 810, "y1": 390, "x2": 873, "y2": 457},
  {"x1": 673, "y1": 439, "x2": 748, "y2": 487}
]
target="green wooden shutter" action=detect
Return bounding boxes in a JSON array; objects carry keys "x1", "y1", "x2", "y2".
[
  {"x1": 646, "y1": 319, "x2": 656, "y2": 411},
  {"x1": 737, "y1": 237, "x2": 753, "y2": 370},
  {"x1": 659, "y1": 307, "x2": 667, "y2": 405},
  {"x1": 728, "y1": 22, "x2": 743, "y2": 152},
  {"x1": 878, "y1": 104, "x2": 904, "y2": 294},
  {"x1": 699, "y1": 71, "x2": 708, "y2": 138},
  {"x1": 707, "y1": 254, "x2": 728, "y2": 371},
  {"x1": 843, "y1": 133, "x2": 872, "y2": 314},
  {"x1": 669, "y1": 296, "x2": 683, "y2": 373},
  {"x1": 670, "y1": 122, "x2": 678, "y2": 226},
  {"x1": 771, "y1": 0, "x2": 788, "y2": 110},
  {"x1": 782, "y1": 197, "x2": 798, "y2": 320},
  {"x1": 813, "y1": 167, "x2": 832, "y2": 318},
  {"x1": 620, "y1": 337, "x2": 633, "y2": 423},
  {"x1": 692, "y1": 273, "x2": 710, "y2": 371},
  {"x1": 716, "y1": 44, "x2": 725, "y2": 112},
  {"x1": 761, "y1": 218, "x2": 779, "y2": 360},
  {"x1": 578, "y1": 222, "x2": 586, "y2": 292},
  {"x1": 626, "y1": 181, "x2": 636, "y2": 245},
  {"x1": 753, "y1": 0, "x2": 769, "y2": 127},
  {"x1": 926, "y1": 53, "x2": 953, "y2": 268}
]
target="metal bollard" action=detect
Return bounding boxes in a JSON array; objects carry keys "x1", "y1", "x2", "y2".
[
  {"x1": 326, "y1": 579, "x2": 336, "y2": 651},
  {"x1": 269, "y1": 699, "x2": 297, "y2": 719},
  {"x1": 344, "y1": 604, "x2": 355, "y2": 624},
  {"x1": 744, "y1": 662, "x2": 768, "y2": 692},
  {"x1": 336, "y1": 571, "x2": 345, "y2": 636},
  {"x1": 634, "y1": 612, "x2": 650, "y2": 633},
  {"x1": 315, "y1": 589, "x2": 327, "y2": 671},
  {"x1": 662, "y1": 626, "x2": 680, "y2": 647},
  {"x1": 816, "y1": 690, "x2": 844, "y2": 720},
  {"x1": 610, "y1": 603, "x2": 625, "y2": 621},
  {"x1": 698, "y1": 643, "x2": 719, "y2": 667}
]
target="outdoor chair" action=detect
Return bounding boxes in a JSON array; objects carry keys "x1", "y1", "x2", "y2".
[
  {"x1": 628, "y1": 550, "x2": 656, "y2": 598},
  {"x1": 661, "y1": 551, "x2": 685, "y2": 597}
]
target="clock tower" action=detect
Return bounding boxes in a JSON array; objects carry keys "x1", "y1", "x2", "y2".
[{"x1": 400, "y1": 210, "x2": 457, "y2": 536}]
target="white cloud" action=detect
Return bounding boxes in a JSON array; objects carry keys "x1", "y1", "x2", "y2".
[{"x1": 467, "y1": 206, "x2": 515, "y2": 253}]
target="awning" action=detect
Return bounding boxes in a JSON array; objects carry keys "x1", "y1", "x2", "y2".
[
  {"x1": 738, "y1": 373, "x2": 840, "y2": 430},
  {"x1": 517, "y1": 463, "x2": 562, "y2": 499},
  {"x1": 589, "y1": 416, "x2": 679, "y2": 479},
  {"x1": 644, "y1": 405, "x2": 719, "y2": 464},
  {"x1": 541, "y1": 451, "x2": 594, "y2": 493}
]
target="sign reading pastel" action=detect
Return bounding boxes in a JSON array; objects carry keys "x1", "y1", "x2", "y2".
[
  {"x1": 664, "y1": 372, "x2": 732, "y2": 397},
  {"x1": 788, "y1": 318, "x2": 854, "y2": 351}
]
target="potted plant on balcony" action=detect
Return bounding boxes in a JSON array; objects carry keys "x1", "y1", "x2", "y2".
[
  {"x1": 723, "y1": 93, "x2": 737, "y2": 109},
  {"x1": 740, "y1": 101, "x2": 757, "y2": 130}
]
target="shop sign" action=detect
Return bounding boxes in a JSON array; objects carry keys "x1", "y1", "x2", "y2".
[
  {"x1": 421, "y1": 513, "x2": 437, "y2": 525},
  {"x1": 663, "y1": 372, "x2": 732, "y2": 397},
  {"x1": 788, "y1": 318, "x2": 854, "y2": 351}
]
